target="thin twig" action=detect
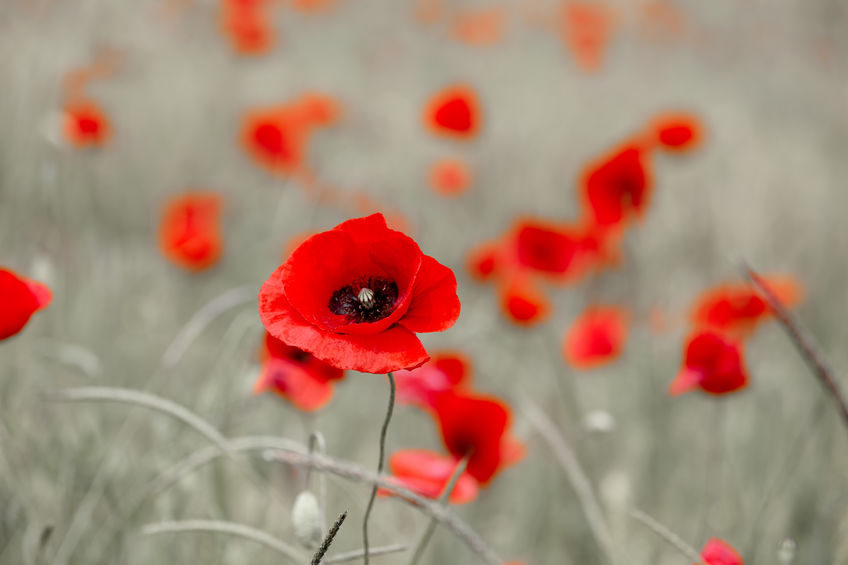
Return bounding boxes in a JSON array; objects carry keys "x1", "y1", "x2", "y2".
[
  {"x1": 408, "y1": 455, "x2": 469, "y2": 565},
  {"x1": 312, "y1": 511, "x2": 347, "y2": 565},
  {"x1": 139, "y1": 519, "x2": 304, "y2": 563},
  {"x1": 362, "y1": 372, "x2": 396, "y2": 565},
  {"x1": 629, "y1": 509, "x2": 704, "y2": 564},
  {"x1": 265, "y1": 450, "x2": 503, "y2": 565},
  {"x1": 745, "y1": 266, "x2": 848, "y2": 433},
  {"x1": 520, "y1": 396, "x2": 618, "y2": 565}
]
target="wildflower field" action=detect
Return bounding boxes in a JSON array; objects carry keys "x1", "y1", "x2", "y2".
[{"x1": 2, "y1": 1, "x2": 848, "y2": 564}]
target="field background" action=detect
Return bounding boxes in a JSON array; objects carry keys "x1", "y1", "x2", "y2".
[{"x1": 2, "y1": 0, "x2": 848, "y2": 564}]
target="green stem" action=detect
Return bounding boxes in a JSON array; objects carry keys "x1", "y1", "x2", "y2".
[{"x1": 361, "y1": 372, "x2": 396, "y2": 565}]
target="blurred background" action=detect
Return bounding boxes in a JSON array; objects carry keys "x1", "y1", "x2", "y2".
[{"x1": 2, "y1": 0, "x2": 848, "y2": 563}]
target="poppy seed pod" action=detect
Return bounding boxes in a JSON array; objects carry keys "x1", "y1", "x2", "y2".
[{"x1": 291, "y1": 490, "x2": 323, "y2": 549}]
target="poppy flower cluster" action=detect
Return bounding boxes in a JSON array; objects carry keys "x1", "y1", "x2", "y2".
[
  {"x1": 379, "y1": 352, "x2": 524, "y2": 504},
  {"x1": 241, "y1": 93, "x2": 341, "y2": 177},
  {"x1": 422, "y1": 84, "x2": 481, "y2": 197},
  {"x1": 669, "y1": 274, "x2": 803, "y2": 397},
  {"x1": 158, "y1": 192, "x2": 224, "y2": 272},
  {"x1": 0, "y1": 268, "x2": 52, "y2": 341},
  {"x1": 258, "y1": 213, "x2": 461, "y2": 374},
  {"x1": 467, "y1": 112, "x2": 703, "y2": 327},
  {"x1": 253, "y1": 331, "x2": 346, "y2": 411}
]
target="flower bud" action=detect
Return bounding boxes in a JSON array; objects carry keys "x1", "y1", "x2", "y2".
[{"x1": 291, "y1": 490, "x2": 323, "y2": 549}]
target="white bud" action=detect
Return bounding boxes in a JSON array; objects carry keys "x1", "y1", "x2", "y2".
[
  {"x1": 777, "y1": 538, "x2": 796, "y2": 565},
  {"x1": 291, "y1": 491, "x2": 323, "y2": 549}
]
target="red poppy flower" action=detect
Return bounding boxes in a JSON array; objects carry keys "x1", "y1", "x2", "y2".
[
  {"x1": 220, "y1": 0, "x2": 274, "y2": 55},
  {"x1": 429, "y1": 158, "x2": 471, "y2": 196},
  {"x1": 258, "y1": 213, "x2": 461, "y2": 373},
  {"x1": 423, "y1": 85, "x2": 482, "y2": 140},
  {"x1": 394, "y1": 351, "x2": 471, "y2": 409},
  {"x1": 432, "y1": 391, "x2": 525, "y2": 484},
  {"x1": 499, "y1": 274, "x2": 551, "y2": 326},
  {"x1": 0, "y1": 268, "x2": 52, "y2": 341},
  {"x1": 467, "y1": 242, "x2": 500, "y2": 281},
  {"x1": 158, "y1": 192, "x2": 224, "y2": 272},
  {"x1": 379, "y1": 449, "x2": 479, "y2": 504},
  {"x1": 691, "y1": 275, "x2": 802, "y2": 338},
  {"x1": 563, "y1": 305, "x2": 629, "y2": 369},
  {"x1": 241, "y1": 94, "x2": 341, "y2": 175},
  {"x1": 669, "y1": 331, "x2": 748, "y2": 396},
  {"x1": 450, "y1": 8, "x2": 504, "y2": 46},
  {"x1": 650, "y1": 112, "x2": 703, "y2": 152},
  {"x1": 63, "y1": 100, "x2": 111, "y2": 148},
  {"x1": 253, "y1": 331, "x2": 345, "y2": 411},
  {"x1": 559, "y1": 1, "x2": 615, "y2": 72},
  {"x1": 698, "y1": 538, "x2": 744, "y2": 565},
  {"x1": 580, "y1": 142, "x2": 653, "y2": 228}
]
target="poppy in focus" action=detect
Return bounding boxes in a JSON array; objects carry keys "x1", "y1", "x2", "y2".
[
  {"x1": 253, "y1": 332, "x2": 345, "y2": 411},
  {"x1": 258, "y1": 213, "x2": 461, "y2": 374},
  {"x1": 424, "y1": 85, "x2": 482, "y2": 140},
  {"x1": 563, "y1": 305, "x2": 629, "y2": 369},
  {"x1": 0, "y1": 268, "x2": 52, "y2": 341},
  {"x1": 158, "y1": 192, "x2": 224, "y2": 272},
  {"x1": 394, "y1": 351, "x2": 471, "y2": 409},
  {"x1": 670, "y1": 331, "x2": 748, "y2": 396},
  {"x1": 699, "y1": 538, "x2": 744, "y2": 565},
  {"x1": 379, "y1": 449, "x2": 479, "y2": 504},
  {"x1": 432, "y1": 391, "x2": 525, "y2": 484},
  {"x1": 691, "y1": 275, "x2": 803, "y2": 338}
]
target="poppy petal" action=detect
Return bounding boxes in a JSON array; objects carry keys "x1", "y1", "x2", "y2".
[
  {"x1": 668, "y1": 368, "x2": 703, "y2": 396},
  {"x1": 400, "y1": 255, "x2": 461, "y2": 333}
]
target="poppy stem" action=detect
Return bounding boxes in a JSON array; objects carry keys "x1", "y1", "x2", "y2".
[
  {"x1": 407, "y1": 454, "x2": 470, "y2": 565},
  {"x1": 745, "y1": 266, "x2": 848, "y2": 434},
  {"x1": 629, "y1": 509, "x2": 704, "y2": 565},
  {"x1": 361, "y1": 372, "x2": 396, "y2": 565}
]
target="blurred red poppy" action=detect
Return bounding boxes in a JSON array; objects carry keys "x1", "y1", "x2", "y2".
[
  {"x1": 432, "y1": 391, "x2": 524, "y2": 484},
  {"x1": 379, "y1": 449, "x2": 479, "y2": 504},
  {"x1": 699, "y1": 538, "x2": 744, "y2": 565},
  {"x1": 259, "y1": 213, "x2": 460, "y2": 373},
  {"x1": 563, "y1": 305, "x2": 629, "y2": 369},
  {"x1": 499, "y1": 274, "x2": 551, "y2": 326},
  {"x1": 650, "y1": 112, "x2": 703, "y2": 152},
  {"x1": 254, "y1": 331, "x2": 345, "y2": 411},
  {"x1": 580, "y1": 142, "x2": 653, "y2": 228},
  {"x1": 429, "y1": 158, "x2": 471, "y2": 196},
  {"x1": 559, "y1": 1, "x2": 615, "y2": 72},
  {"x1": 691, "y1": 275, "x2": 802, "y2": 338},
  {"x1": 220, "y1": 0, "x2": 274, "y2": 55},
  {"x1": 394, "y1": 351, "x2": 471, "y2": 409},
  {"x1": 670, "y1": 331, "x2": 748, "y2": 396},
  {"x1": 424, "y1": 85, "x2": 481, "y2": 140},
  {"x1": 241, "y1": 94, "x2": 341, "y2": 176},
  {"x1": 158, "y1": 192, "x2": 224, "y2": 272},
  {"x1": 63, "y1": 100, "x2": 111, "y2": 148},
  {"x1": 0, "y1": 268, "x2": 52, "y2": 341}
]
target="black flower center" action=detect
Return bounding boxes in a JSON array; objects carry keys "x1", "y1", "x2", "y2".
[{"x1": 328, "y1": 277, "x2": 398, "y2": 323}]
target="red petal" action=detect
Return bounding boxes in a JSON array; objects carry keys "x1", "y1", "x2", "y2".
[
  {"x1": 259, "y1": 281, "x2": 429, "y2": 373},
  {"x1": 499, "y1": 275, "x2": 550, "y2": 326},
  {"x1": 23, "y1": 278, "x2": 53, "y2": 311},
  {"x1": 399, "y1": 255, "x2": 461, "y2": 333},
  {"x1": 700, "y1": 538, "x2": 744, "y2": 565},
  {"x1": 668, "y1": 368, "x2": 703, "y2": 396},
  {"x1": 254, "y1": 359, "x2": 335, "y2": 411},
  {"x1": 563, "y1": 306, "x2": 629, "y2": 370},
  {"x1": 0, "y1": 269, "x2": 42, "y2": 340}
]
